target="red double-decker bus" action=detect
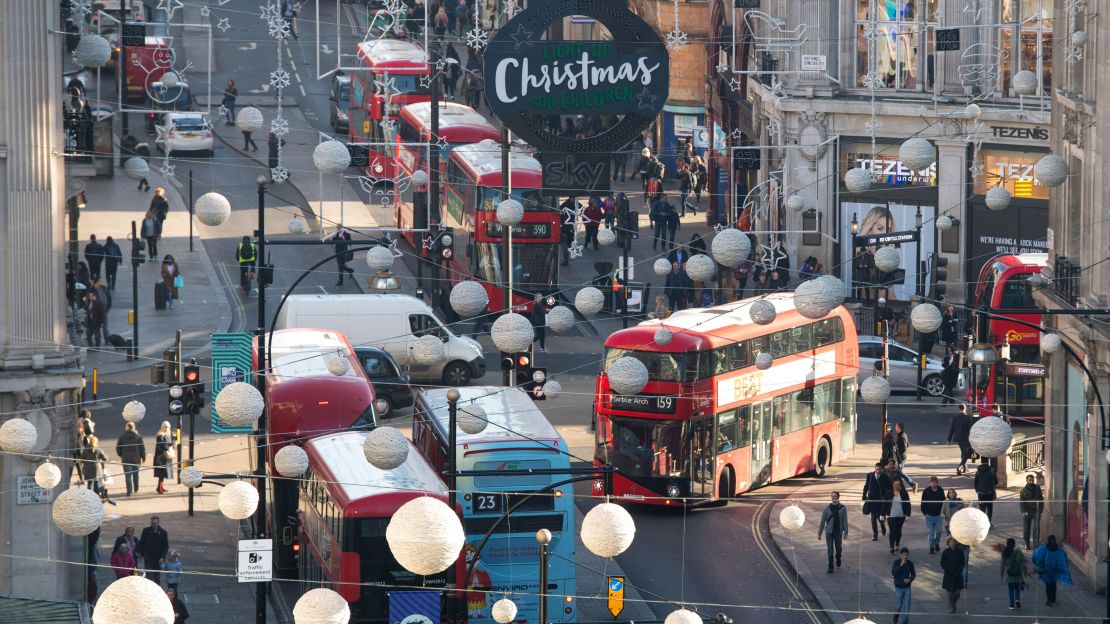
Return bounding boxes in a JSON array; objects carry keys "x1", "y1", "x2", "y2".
[
  {"x1": 593, "y1": 293, "x2": 859, "y2": 505},
  {"x1": 970, "y1": 252, "x2": 1048, "y2": 419},
  {"x1": 301, "y1": 431, "x2": 462, "y2": 624},
  {"x1": 394, "y1": 101, "x2": 499, "y2": 178},
  {"x1": 441, "y1": 139, "x2": 559, "y2": 312},
  {"x1": 348, "y1": 39, "x2": 430, "y2": 179},
  {"x1": 252, "y1": 329, "x2": 377, "y2": 572}
]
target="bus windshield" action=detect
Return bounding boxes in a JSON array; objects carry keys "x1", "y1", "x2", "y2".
[
  {"x1": 479, "y1": 187, "x2": 547, "y2": 211},
  {"x1": 609, "y1": 417, "x2": 686, "y2": 479},
  {"x1": 475, "y1": 243, "x2": 559, "y2": 294},
  {"x1": 604, "y1": 348, "x2": 686, "y2": 383},
  {"x1": 999, "y1": 278, "x2": 1035, "y2": 308},
  {"x1": 373, "y1": 72, "x2": 429, "y2": 96}
]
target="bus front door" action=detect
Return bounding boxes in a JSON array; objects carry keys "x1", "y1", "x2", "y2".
[
  {"x1": 749, "y1": 402, "x2": 772, "y2": 489},
  {"x1": 688, "y1": 417, "x2": 715, "y2": 498}
]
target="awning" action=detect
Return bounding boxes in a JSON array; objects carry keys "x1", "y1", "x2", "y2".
[
  {"x1": 0, "y1": 595, "x2": 89, "y2": 623},
  {"x1": 663, "y1": 104, "x2": 707, "y2": 114}
]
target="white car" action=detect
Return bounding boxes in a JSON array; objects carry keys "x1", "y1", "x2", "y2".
[
  {"x1": 857, "y1": 335, "x2": 948, "y2": 396},
  {"x1": 157, "y1": 112, "x2": 214, "y2": 157}
]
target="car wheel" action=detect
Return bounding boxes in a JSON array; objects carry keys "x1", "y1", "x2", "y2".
[
  {"x1": 924, "y1": 374, "x2": 946, "y2": 397},
  {"x1": 375, "y1": 394, "x2": 395, "y2": 419},
  {"x1": 442, "y1": 361, "x2": 472, "y2": 386}
]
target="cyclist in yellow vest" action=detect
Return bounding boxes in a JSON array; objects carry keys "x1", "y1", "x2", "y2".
[{"x1": 236, "y1": 236, "x2": 257, "y2": 293}]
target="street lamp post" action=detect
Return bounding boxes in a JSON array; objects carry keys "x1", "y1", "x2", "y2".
[
  {"x1": 253, "y1": 175, "x2": 269, "y2": 624},
  {"x1": 446, "y1": 389, "x2": 460, "y2": 623},
  {"x1": 967, "y1": 342, "x2": 998, "y2": 417},
  {"x1": 999, "y1": 339, "x2": 1011, "y2": 417},
  {"x1": 536, "y1": 528, "x2": 551, "y2": 624}
]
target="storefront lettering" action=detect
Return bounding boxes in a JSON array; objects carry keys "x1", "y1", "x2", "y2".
[
  {"x1": 991, "y1": 126, "x2": 1049, "y2": 141},
  {"x1": 848, "y1": 156, "x2": 937, "y2": 185},
  {"x1": 975, "y1": 235, "x2": 1046, "y2": 255}
]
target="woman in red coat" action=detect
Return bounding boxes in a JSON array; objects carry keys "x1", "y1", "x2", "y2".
[{"x1": 111, "y1": 542, "x2": 137, "y2": 579}]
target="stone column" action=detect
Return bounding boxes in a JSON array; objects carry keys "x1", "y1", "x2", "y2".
[{"x1": 934, "y1": 138, "x2": 966, "y2": 305}]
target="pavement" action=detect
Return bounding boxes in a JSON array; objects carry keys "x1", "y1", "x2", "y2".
[{"x1": 769, "y1": 442, "x2": 1102, "y2": 624}]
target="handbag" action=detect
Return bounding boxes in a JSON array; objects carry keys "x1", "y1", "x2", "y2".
[
  {"x1": 102, "y1": 466, "x2": 115, "y2": 486},
  {"x1": 164, "y1": 446, "x2": 177, "y2": 461},
  {"x1": 173, "y1": 275, "x2": 184, "y2": 289}
]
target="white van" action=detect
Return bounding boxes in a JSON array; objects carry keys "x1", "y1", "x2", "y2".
[{"x1": 275, "y1": 294, "x2": 487, "y2": 386}]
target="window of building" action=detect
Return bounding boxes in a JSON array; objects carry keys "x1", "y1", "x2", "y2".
[
  {"x1": 998, "y1": 0, "x2": 1053, "y2": 96},
  {"x1": 855, "y1": 0, "x2": 939, "y2": 90}
]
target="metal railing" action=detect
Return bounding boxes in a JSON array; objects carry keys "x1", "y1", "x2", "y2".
[
  {"x1": 1054, "y1": 255, "x2": 1082, "y2": 307},
  {"x1": 1009, "y1": 434, "x2": 1045, "y2": 474}
]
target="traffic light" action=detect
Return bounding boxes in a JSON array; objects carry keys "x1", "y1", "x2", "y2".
[
  {"x1": 182, "y1": 361, "x2": 205, "y2": 412},
  {"x1": 168, "y1": 382, "x2": 185, "y2": 419},
  {"x1": 433, "y1": 226, "x2": 455, "y2": 260},
  {"x1": 162, "y1": 347, "x2": 180, "y2": 383},
  {"x1": 522, "y1": 366, "x2": 547, "y2": 400},
  {"x1": 500, "y1": 352, "x2": 515, "y2": 371},
  {"x1": 930, "y1": 254, "x2": 949, "y2": 301},
  {"x1": 131, "y1": 237, "x2": 146, "y2": 266}
]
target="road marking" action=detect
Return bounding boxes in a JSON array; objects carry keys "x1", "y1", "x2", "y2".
[
  {"x1": 238, "y1": 42, "x2": 257, "y2": 51},
  {"x1": 216, "y1": 261, "x2": 247, "y2": 333},
  {"x1": 318, "y1": 286, "x2": 329, "y2": 294},
  {"x1": 320, "y1": 44, "x2": 334, "y2": 55},
  {"x1": 249, "y1": 84, "x2": 271, "y2": 94},
  {"x1": 298, "y1": 83, "x2": 306, "y2": 96},
  {"x1": 751, "y1": 501, "x2": 823, "y2": 624}
]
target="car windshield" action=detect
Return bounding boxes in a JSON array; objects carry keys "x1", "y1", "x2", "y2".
[
  {"x1": 337, "y1": 83, "x2": 350, "y2": 110},
  {"x1": 604, "y1": 348, "x2": 686, "y2": 383},
  {"x1": 172, "y1": 118, "x2": 206, "y2": 131},
  {"x1": 607, "y1": 418, "x2": 686, "y2": 479}
]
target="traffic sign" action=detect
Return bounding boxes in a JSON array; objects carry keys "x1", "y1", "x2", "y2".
[
  {"x1": 237, "y1": 539, "x2": 272, "y2": 583},
  {"x1": 853, "y1": 229, "x2": 919, "y2": 246},
  {"x1": 607, "y1": 576, "x2": 625, "y2": 618}
]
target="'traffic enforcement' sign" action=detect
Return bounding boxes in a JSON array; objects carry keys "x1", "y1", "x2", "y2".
[
  {"x1": 238, "y1": 538, "x2": 272, "y2": 583},
  {"x1": 607, "y1": 576, "x2": 625, "y2": 618}
]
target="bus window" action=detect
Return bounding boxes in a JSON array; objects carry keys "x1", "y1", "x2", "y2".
[
  {"x1": 729, "y1": 342, "x2": 749, "y2": 369},
  {"x1": 813, "y1": 380, "x2": 839, "y2": 424},
  {"x1": 604, "y1": 348, "x2": 686, "y2": 383},
  {"x1": 792, "y1": 324, "x2": 814, "y2": 352},
  {"x1": 711, "y1": 347, "x2": 729, "y2": 375},
  {"x1": 750, "y1": 335, "x2": 769, "y2": 359},
  {"x1": 770, "y1": 330, "x2": 791, "y2": 357},
  {"x1": 1000, "y1": 279, "x2": 1035, "y2": 308},
  {"x1": 716, "y1": 409, "x2": 738, "y2": 453},
  {"x1": 789, "y1": 388, "x2": 814, "y2": 432},
  {"x1": 772, "y1": 396, "x2": 787, "y2": 437},
  {"x1": 814, "y1": 319, "x2": 835, "y2": 347}
]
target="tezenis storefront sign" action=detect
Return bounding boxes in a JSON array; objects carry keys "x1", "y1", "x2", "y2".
[{"x1": 483, "y1": 0, "x2": 669, "y2": 155}]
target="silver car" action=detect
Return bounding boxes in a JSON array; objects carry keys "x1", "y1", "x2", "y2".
[{"x1": 857, "y1": 335, "x2": 947, "y2": 396}]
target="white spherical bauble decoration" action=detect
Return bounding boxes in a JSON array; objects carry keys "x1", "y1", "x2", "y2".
[
  {"x1": 35, "y1": 462, "x2": 62, "y2": 489},
  {"x1": 873, "y1": 246, "x2": 901, "y2": 273},
  {"x1": 580, "y1": 502, "x2": 636, "y2": 557},
  {"x1": 123, "y1": 157, "x2": 150, "y2": 180},
  {"x1": 363, "y1": 426, "x2": 409, "y2": 470},
  {"x1": 755, "y1": 352, "x2": 773, "y2": 370},
  {"x1": 365, "y1": 245, "x2": 395, "y2": 273},
  {"x1": 542, "y1": 380, "x2": 562, "y2": 399},
  {"x1": 597, "y1": 228, "x2": 617, "y2": 247},
  {"x1": 844, "y1": 167, "x2": 872, "y2": 193},
  {"x1": 195, "y1": 192, "x2": 232, "y2": 227},
  {"x1": 161, "y1": 71, "x2": 180, "y2": 89},
  {"x1": 663, "y1": 608, "x2": 701, "y2": 624},
  {"x1": 75, "y1": 34, "x2": 113, "y2": 68},
  {"x1": 490, "y1": 312, "x2": 535, "y2": 353},
  {"x1": 122, "y1": 400, "x2": 146, "y2": 424},
  {"x1": 844, "y1": 619, "x2": 877, "y2": 624},
  {"x1": 654, "y1": 258, "x2": 673, "y2": 276},
  {"x1": 1040, "y1": 332, "x2": 1062, "y2": 355},
  {"x1": 1012, "y1": 69, "x2": 1038, "y2": 96},
  {"x1": 0, "y1": 418, "x2": 37, "y2": 454},
  {"x1": 275, "y1": 444, "x2": 310, "y2": 478},
  {"x1": 949, "y1": 507, "x2": 991, "y2": 546},
  {"x1": 546, "y1": 305, "x2": 576, "y2": 333},
  {"x1": 685, "y1": 254, "x2": 717, "y2": 283},
  {"x1": 899, "y1": 137, "x2": 936, "y2": 172},
  {"x1": 52, "y1": 487, "x2": 104, "y2": 536},
  {"x1": 654, "y1": 328, "x2": 673, "y2": 346},
  {"x1": 385, "y1": 497, "x2": 466, "y2": 576},
  {"x1": 288, "y1": 218, "x2": 306, "y2": 235},
  {"x1": 410, "y1": 169, "x2": 429, "y2": 187},
  {"x1": 1034, "y1": 154, "x2": 1069, "y2": 188},
  {"x1": 413, "y1": 334, "x2": 446, "y2": 365},
  {"x1": 496, "y1": 199, "x2": 524, "y2": 226},
  {"x1": 860, "y1": 376, "x2": 892, "y2": 405},
  {"x1": 458, "y1": 404, "x2": 488, "y2": 435},
  {"x1": 181, "y1": 466, "x2": 204, "y2": 488},
  {"x1": 491, "y1": 598, "x2": 518, "y2": 624},
  {"x1": 449, "y1": 281, "x2": 489, "y2": 317},
  {"x1": 749, "y1": 299, "x2": 777, "y2": 325},
  {"x1": 218, "y1": 480, "x2": 260, "y2": 520},
  {"x1": 313, "y1": 140, "x2": 352, "y2": 174},
  {"x1": 985, "y1": 186, "x2": 1011, "y2": 211},
  {"x1": 214, "y1": 382, "x2": 265, "y2": 428},
  {"x1": 910, "y1": 303, "x2": 943, "y2": 334},
  {"x1": 969, "y1": 416, "x2": 1013, "y2": 458},
  {"x1": 710, "y1": 228, "x2": 752, "y2": 269},
  {"x1": 937, "y1": 215, "x2": 955, "y2": 231},
  {"x1": 237, "y1": 106, "x2": 265, "y2": 132},
  {"x1": 293, "y1": 588, "x2": 351, "y2": 624},
  {"x1": 785, "y1": 194, "x2": 805, "y2": 212},
  {"x1": 326, "y1": 351, "x2": 350, "y2": 376},
  {"x1": 575, "y1": 287, "x2": 605, "y2": 317},
  {"x1": 779, "y1": 505, "x2": 806, "y2": 531},
  {"x1": 793, "y1": 276, "x2": 846, "y2": 319},
  {"x1": 607, "y1": 356, "x2": 650, "y2": 395},
  {"x1": 1072, "y1": 30, "x2": 1088, "y2": 46},
  {"x1": 92, "y1": 575, "x2": 175, "y2": 624},
  {"x1": 965, "y1": 103, "x2": 982, "y2": 119}
]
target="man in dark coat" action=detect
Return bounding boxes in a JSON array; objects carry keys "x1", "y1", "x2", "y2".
[
  {"x1": 817, "y1": 491, "x2": 848, "y2": 573},
  {"x1": 84, "y1": 234, "x2": 105, "y2": 280},
  {"x1": 138, "y1": 516, "x2": 170, "y2": 584},
  {"x1": 941, "y1": 345, "x2": 960, "y2": 405},
  {"x1": 115, "y1": 422, "x2": 147, "y2": 496},
  {"x1": 103, "y1": 236, "x2": 123, "y2": 291},
  {"x1": 940, "y1": 537, "x2": 966, "y2": 613},
  {"x1": 664, "y1": 261, "x2": 691, "y2": 312},
  {"x1": 84, "y1": 290, "x2": 106, "y2": 347},
  {"x1": 947, "y1": 404, "x2": 974, "y2": 474},
  {"x1": 973, "y1": 458, "x2": 996, "y2": 522},
  {"x1": 329, "y1": 227, "x2": 354, "y2": 286},
  {"x1": 920, "y1": 475, "x2": 946, "y2": 553},
  {"x1": 863, "y1": 462, "x2": 892, "y2": 540}
]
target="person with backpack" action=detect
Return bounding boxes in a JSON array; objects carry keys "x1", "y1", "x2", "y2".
[
  {"x1": 1001, "y1": 537, "x2": 1030, "y2": 609},
  {"x1": 973, "y1": 457, "x2": 997, "y2": 522},
  {"x1": 236, "y1": 236, "x2": 257, "y2": 294},
  {"x1": 1032, "y1": 535, "x2": 1071, "y2": 606},
  {"x1": 817, "y1": 491, "x2": 849, "y2": 574}
]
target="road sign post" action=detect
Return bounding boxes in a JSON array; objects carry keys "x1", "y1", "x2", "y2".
[
  {"x1": 607, "y1": 576, "x2": 625, "y2": 618},
  {"x1": 237, "y1": 539, "x2": 273, "y2": 583}
]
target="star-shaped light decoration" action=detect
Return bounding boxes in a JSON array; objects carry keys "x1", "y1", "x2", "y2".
[
  {"x1": 270, "y1": 116, "x2": 290, "y2": 136},
  {"x1": 465, "y1": 27, "x2": 490, "y2": 50},
  {"x1": 770, "y1": 76, "x2": 786, "y2": 98},
  {"x1": 268, "y1": 16, "x2": 291, "y2": 39},
  {"x1": 374, "y1": 75, "x2": 400, "y2": 98},
  {"x1": 713, "y1": 223, "x2": 726, "y2": 233},
  {"x1": 864, "y1": 118, "x2": 881, "y2": 136},
  {"x1": 767, "y1": 118, "x2": 782, "y2": 144},
  {"x1": 758, "y1": 240, "x2": 788, "y2": 272},
  {"x1": 387, "y1": 239, "x2": 404, "y2": 258},
  {"x1": 156, "y1": 0, "x2": 185, "y2": 20},
  {"x1": 568, "y1": 242, "x2": 584, "y2": 259},
  {"x1": 505, "y1": 0, "x2": 521, "y2": 17},
  {"x1": 635, "y1": 87, "x2": 658, "y2": 112},
  {"x1": 154, "y1": 124, "x2": 169, "y2": 145},
  {"x1": 260, "y1": 2, "x2": 279, "y2": 21},
  {"x1": 435, "y1": 135, "x2": 449, "y2": 151},
  {"x1": 270, "y1": 166, "x2": 289, "y2": 183},
  {"x1": 729, "y1": 129, "x2": 744, "y2": 142},
  {"x1": 510, "y1": 24, "x2": 534, "y2": 49},
  {"x1": 159, "y1": 162, "x2": 176, "y2": 178},
  {"x1": 69, "y1": 0, "x2": 93, "y2": 18},
  {"x1": 725, "y1": 77, "x2": 742, "y2": 92},
  {"x1": 217, "y1": 17, "x2": 232, "y2": 32},
  {"x1": 419, "y1": 75, "x2": 432, "y2": 89},
  {"x1": 862, "y1": 71, "x2": 883, "y2": 90},
  {"x1": 270, "y1": 69, "x2": 291, "y2": 89},
  {"x1": 968, "y1": 162, "x2": 985, "y2": 178},
  {"x1": 199, "y1": 5, "x2": 211, "y2": 17},
  {"x1": 665, "y1": 26, "x2": 688, "y2": 50},
  {"x1": 218, "y1": 104, "x2": 229, "y2": 118}
]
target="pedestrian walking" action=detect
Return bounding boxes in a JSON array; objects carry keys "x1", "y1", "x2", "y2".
[
  {"x1": 167, "y1": 588, "x2": 189, "y2": 624},
  {"x1": 940, "y1": 537, "x2": 965, "y2": 613},
  {"x1": 79, "y1": 435, "x2": 109, "y2": 494},
  {"x1": 677, "y1": 162, "x2": 694, "y2": 216},
  {"x1": 885, "y1": 458, "x2": 912, "y2": 493},
  {"x1": 115, "y1": 422, "x2": 147, "y2": 496},
  {"x1": 281, "y1": 0, "x2": 298, "y2": 39},
  {"x1": 941, "y1": 303, "x2": 959, "y2": 345},
  {"x1": 880, "y1": 426, "x2": 895, "y2": 466},
  {"x1": 329, "y1": 227, "x2": 355, "y2": 286},
  {"x1": 692, "y1": 155, "x2": 707, "y2": 203},
  {"x1": 1001, "y1": 537, "x2": 1030, "y2": 609},
  {"x1": 138, "y1": 516, "x2": 170, "y2": 585},
  {"x1": 664, "y1": 261, "x2": 692, "y2": 312},
  {"x1": 734, "y1": 254, "x2": 753, "y2": 299},
  {"x1": 893, "y1": 422, "x2": 917, "y2": 491},
  {"x1": 665, "y1": 202, "x2": 680, "y2": 250},
  {"x1": 817, "y1": 491, "x2": 848, "y2": 573},
  {"x1": 941, "y1": 488, "x2": 964, "y2": 536},
  {"x1": 221, "y1": 79, "x2": 238, "y2": 125},
  {"x1": 93, "y1": 277, "x2": 112, "y2": 345},
  {"x1": 71, "y1": 410, "x2": 95, "y2": 484},
  {"x1": 1032, "y1": 535, "x2": 1071, "y2": 606},
  {"x1": 161, "y1": 550, "x2": 183, "y2": 594},
  {"x1": 602, "y1": 194, "x2": 616, "y2": 229},
  {"x1": 150, "y1": 188, "x2": 170, "y2": 233},
  {"x1": 887, "y1": 478, "x2": 911, "y2": 553},
  {"x1": 973, "y1": 457, "x2": 996, "y2": 522},
  {"x1": 583, "y1": 198, "x2": 602, "y2": 250},
  {"x1": 84, "y1": 290, "x2": 106, "y2": 347},
  {"x1": 947, "y1": 404, "x2": 974, "y2": 474},
  {"x1": 1020, "y1": 474, "x2": 1044, "y2": 549},
  {"x1": 941, "y1": 346, "x2": 960, "y2": 405},
  {"x1": 141, "y1": 208, "x2": 161, "y2": 260},
  {"x1": 84, "y1": 234, "x2": 105, "y2": 280},
  {"x1": 612, "y1": 145, "x2": 629, "y2": 183},
  {"x1": 891, "y1": 547, "x2": 916, "y2": 624},
  {"x1": 649, "y1": 195, "x2": 667, "y2": 251},
  {"x1": 111, "y1": 542, "x2": 137, "y2": 579},
  {"x1": 154, "y1": 421, "x2": 175, "y2": 493},
  {"x1": 668, "y1": 244, "x2": 689, "y2": 268},
  {"x1": 114, "y1": 526, "x2": 139, "y2": 556},
  {"x1": 103, "y1": 236, "x2": 122, "y2": 291},
  {"x1": 134, "y1": 140, "x2": 152, "y2": 191},
  {"x1": 160, "y1": 255, "x2": 181, "y2": 309},
  {"x1": 242, "y1": 127, "x2": 258, "y2": 151},
  {"x1": 863, "y1": 462, "x2": 891, "y2": 541},
  {"x1": 530, "y1": 293, "x2": 548, "y2": 353},
  {"x1": 461, "y1": 70, "x2": 482, "y2": 109},
  {"x1": 920, "y1": 476, "x2": 945, "y2": 553}
]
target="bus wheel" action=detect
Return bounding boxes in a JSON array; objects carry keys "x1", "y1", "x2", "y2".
[
  {"x1": 718, "y1": 466, "x2": 734, "y2": 500},
  {"x1": 814, "y1": 440, "x2": 831, "y2": 477},
  {"x1": 442, "y1": 361, "x2": 472, "y2": 386}
]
